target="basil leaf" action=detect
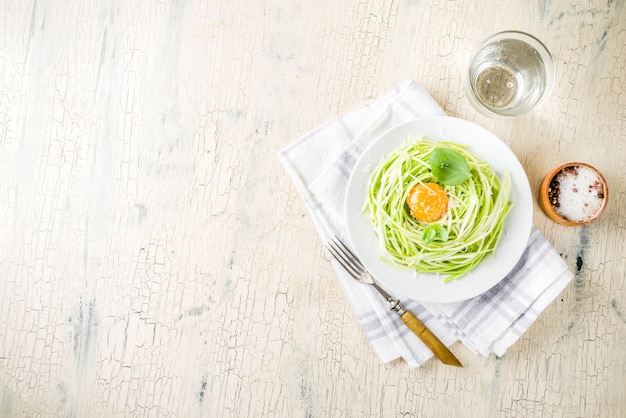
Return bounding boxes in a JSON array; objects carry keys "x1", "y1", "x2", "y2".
[
  {"x1": 429, "y1": 148, "x2": 471, "y2": 186},
  {"x1": 422, "y1": 224, "x2": 449, "y2": 245},
  {"x1": 423, "y1": 226, "x2": 437, "y2": 244}
]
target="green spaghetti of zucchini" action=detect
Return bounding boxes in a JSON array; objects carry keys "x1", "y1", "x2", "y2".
[{"x1": 367, "y1": 138, "x2": 512, "y2": 282}]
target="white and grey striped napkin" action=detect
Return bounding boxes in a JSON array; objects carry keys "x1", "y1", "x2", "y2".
[{"x1": 278, "y1": 80, "x2": 573, "y2": 368}]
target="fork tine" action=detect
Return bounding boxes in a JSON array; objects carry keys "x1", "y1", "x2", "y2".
[
  {"x1": 327, "y1": 242, "x2": 361, "y2": 279},
  {"x1": 332, "y1": 237, "x2": 366, "y2": 271},
  {"x1": 327, "y1": 237, "x2": 364, "y2": 278},
  {"x1": 327, "y1": 241, "x2": 357, "y2": 273}
]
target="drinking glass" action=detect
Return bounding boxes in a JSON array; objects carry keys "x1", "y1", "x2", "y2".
[{"x1": 467, "y1": 31, "x2": 555, "y2": 116}]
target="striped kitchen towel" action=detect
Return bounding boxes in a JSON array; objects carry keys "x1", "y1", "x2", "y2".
[{"x1": 278, "y1": 80, "x2": 573, "y2": 368}]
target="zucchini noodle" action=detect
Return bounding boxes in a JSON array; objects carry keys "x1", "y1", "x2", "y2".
[{"x1": 367, "y1": 138, "x2": 512, "y2": 281}]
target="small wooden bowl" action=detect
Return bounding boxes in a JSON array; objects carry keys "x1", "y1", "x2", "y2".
[{"x1": 538, "y1": 162, "x2": 608, "y2": 226}]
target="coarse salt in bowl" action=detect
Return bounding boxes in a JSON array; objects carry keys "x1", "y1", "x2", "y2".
[{"x1": 538, "y1": 162, "x2": 608, "y2": 226}]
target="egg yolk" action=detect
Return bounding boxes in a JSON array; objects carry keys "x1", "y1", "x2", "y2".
[{"x1": 406, "y1": 183, "x2": 448, "y2": 222}]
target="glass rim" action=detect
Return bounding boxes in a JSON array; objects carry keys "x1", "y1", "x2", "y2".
[{"x1": 472, "y1": 30, "x2": 554, "y2": 66}]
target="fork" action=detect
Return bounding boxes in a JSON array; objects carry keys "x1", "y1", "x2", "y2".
[{"x1": 326, "y1": 236, "x2": 463, "y2": 367}]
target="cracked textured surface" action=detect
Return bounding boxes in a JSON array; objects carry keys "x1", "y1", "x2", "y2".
[{"x1": 1, "y1": 0, "x2": 625, "y2": 417}]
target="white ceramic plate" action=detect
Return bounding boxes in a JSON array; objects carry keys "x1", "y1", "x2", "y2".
[{"x1": 345, "y1": 116, "x2": 533, "y2": 303}]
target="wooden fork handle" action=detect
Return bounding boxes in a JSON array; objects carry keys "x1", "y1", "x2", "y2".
[{"x1": 400, "y1": 311, "x2": 463, "y2": 367}]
